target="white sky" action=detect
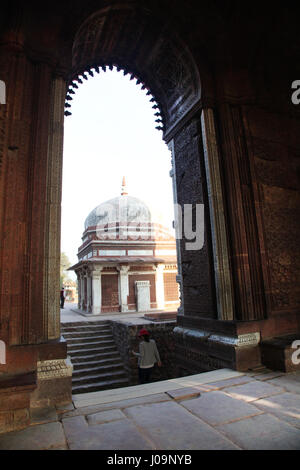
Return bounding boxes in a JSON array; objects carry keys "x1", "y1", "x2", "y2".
[{"x1": 61, "y1": 68, "x2": 175, "y2": 274}]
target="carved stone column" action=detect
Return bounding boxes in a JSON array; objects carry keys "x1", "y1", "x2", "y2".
[
  {"x1": 219, "y1": 103, "x2": 266, "y2": 321},
  {"x1": 155, "y1": 264, "x2": 165, "y2": 310},
  {"x1": 172, "y1": 118, "x2": 216, "y2": 319},
  {"x1": 200, "y1": 108, "x2": 234, "y2": 320},
  {"x1": 87, "y1": 272, "x2": 92, "y2": 313},
  {"x1": 91, "y1": 267, "x2": 103, "y2": 314},
  {"x1": 118, "y1": 265, "x2": 130, "y2": 312},
  {"x1": 168, "y1": 139, "x2": 184, "y2": 316},
  {"x1": 80, "y1": 272, "x2": 85, "y2": 310},
  {"x1": 44, "y1": 76, "x2": 66, "y2": 339},
  {"x1": 76, "y1": 272, "x2": 81, "y2": 309}
]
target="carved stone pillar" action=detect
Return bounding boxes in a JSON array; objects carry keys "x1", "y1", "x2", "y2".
[
  {"x1": 44, "y1": 76, "x2": 66, "y2": 339},
  {"x1": 172, "y1": 118, "x2": 216, "y2": 319},
  {"x1": 155, "y1": 264, "x2": 165, "y2": 310},
  {"x1": 200, "y1": 108, "x2": 234, "y2": 320},
  {"x1": 168, "y1": 139, "x2": 184, "y2": 315},
  {"x1": 76, "y1": 272, "x2": 81, "y2": 309},
  {"x1": 118, "y1": 265, "x2": 130, "y2": 312},
  {"x1": 0, "y1": 36, "x2": 70, "y2": 432},
  {"x1": 87, "y1": 272, "x2": 92, "y2": 313},
  {"x1": 219, "y1": 103, "x2": 266, "y2": 321},
  {"x1": 91, "y1": 267, "x2": 103, "y2": 314},
  {"x1": 80, "y1": 272, "x2": 85, "y2": 310}
]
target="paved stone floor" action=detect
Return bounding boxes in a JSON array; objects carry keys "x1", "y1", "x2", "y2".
[
  {"x1": 0, "y1": 368, "x2": 299, "y2": 450},
  {"x1": 60, "y1": 302, "x2": 174, "y2": 325}
]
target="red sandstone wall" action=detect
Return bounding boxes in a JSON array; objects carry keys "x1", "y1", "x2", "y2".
[
  {"x1": 163, "y1": 272, "x2": 179, "y2": 302},
  {"x1": 101, "y1": 274, "x2": 119, "y2": 312}
]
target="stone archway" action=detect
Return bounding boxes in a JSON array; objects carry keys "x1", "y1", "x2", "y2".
[
  {"x1": 3, "y1": 2, "x2": 290, "y2": 434},
  {"x1": 43, "y1": 4, "x2": 238, "y2": 380},
  {"x1": 60, "y1": 4, "x2": 234, "y2": 323}
]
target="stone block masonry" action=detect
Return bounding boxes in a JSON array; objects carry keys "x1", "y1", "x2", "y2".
[{"x1": 110, "y1": 320, "x2": 177, "y2": 385}]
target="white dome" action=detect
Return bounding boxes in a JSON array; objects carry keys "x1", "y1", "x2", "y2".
[{"x1": 84, "y1": 194, "x2": 152, "y2": 230}]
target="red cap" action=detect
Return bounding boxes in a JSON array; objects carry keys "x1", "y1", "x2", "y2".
[{"x1": 138, "y1": 328, "x2": 150, "y2": 337}]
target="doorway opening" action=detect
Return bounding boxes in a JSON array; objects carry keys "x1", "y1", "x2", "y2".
[{"x1": 60, "y1": 67, "x2": 180, "y2": 393}]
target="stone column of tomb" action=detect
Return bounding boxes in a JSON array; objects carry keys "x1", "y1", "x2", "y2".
[
  {"x1": 118, "y1": 265, "x2": 130, "y2": 312},
  {"x1": 155, "y1": 264, "x2": 165, "y2": 310},
  {"x1": 91, "y1": 267, "x2": 103, "y2": 314}
]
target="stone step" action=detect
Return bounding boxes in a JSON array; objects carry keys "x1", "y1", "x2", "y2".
[
  {"x1": 70, "y1": 351, "x2": 120, "y2": 364},
  {"x1": 61, "y1": 323, "x2": 111, "y2": 333},
  {"x1": 72, "y1": 363, "x2": 124, "y2": 377},
  {"x1": 62, "y1": 329, "x2": 112, "y2": 339},
  {"x1": 68, "y1": 345, "x2": 118, "y2": 357},
  {"x1": 64, "y1": 334, "x2": 113, "y2": 344},
  {"x1": 61, "y1": 325, "x2": 111, "y2": 334},
  {"x1": 72, "y1": 378, "x2": 129, "y2": 395},
  {"x1": 73, "y1": 356, "x2": 121, "y2": 369},
  {"x1": 72, "y1": 369, "x2": 127, "y2": 386},
  {"x1": 61, "y1": 321, "x2": 110, "y2": 328},
  {"x1": 67, "y1": 339, "x2": 115, "y2": 350},
  {"x1": 62, "y1": 320, "x2": 128, "y2": 395}
]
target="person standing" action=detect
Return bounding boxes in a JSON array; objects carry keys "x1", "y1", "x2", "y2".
[
  {"x1": 60, "y1": 287, "x2": 65, "y2": 309},
  {"x1": 132, "y1": 328, "x2": 162, "y2": 384}
]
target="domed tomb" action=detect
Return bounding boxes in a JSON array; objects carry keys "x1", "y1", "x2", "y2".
[{"x1": 69, "y1": 178, "x2": 180, "y2": 314}]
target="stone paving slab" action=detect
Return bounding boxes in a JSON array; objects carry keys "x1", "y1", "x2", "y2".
[
  {"x1": 253, "y1": 392, "x2": 300, "y2": 429},
  {"x1": 222, "y1": 380, "x2": 285, "y2": 402},
  {"x1": 62, "y1": 415, "x2": 154, "y2": 450},
  {"x1": 0, "y1": 421, "x2": 67, "y2": 450},
  {"x1": 252, "y1": 371, "x2": 285, "y2": 381},
  {"x1": 61, "y1": 393, "x2": 172, "y2": 419},
  {"x1": 166, "y1": 387, "x2": 201, "y2": 400},
  {"x1": 123, "y1": 400, "x2": 240, "y2": 450},
  {"x1": 86, "y1": 409, "x2": 126, "y2": 425},
  {"x1": 267, "y1": 374, "x2": 300, "y2": 394},
  {"x1": 72, "y1": 369, "x2": 243, "y2": 408},
  {"x1": 180, "y1": 391, "x2": 264, "y2": 426},
  {"x1": 217, "y1": 413, "x2": 300, "y2": 450},
  {"x1": 200, "y1": 375, "x2": 255, "y2": 390}
]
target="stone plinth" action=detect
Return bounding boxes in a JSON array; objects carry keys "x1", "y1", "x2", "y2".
[
  {"x1": 30, "y1": 358, "x2": 73, "y2": 409},
  {"x1": 261, "y1": 335, "x2": 300, "y2": 372}
]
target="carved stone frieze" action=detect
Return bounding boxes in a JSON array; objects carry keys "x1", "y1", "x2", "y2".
[{"x1": 37, "y1": 358, "x2": 73, "y2": 381}]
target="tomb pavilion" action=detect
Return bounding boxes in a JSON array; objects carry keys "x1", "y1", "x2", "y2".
[{"x1": 69, "y1": 178, "x2": 180, "y2": 314}]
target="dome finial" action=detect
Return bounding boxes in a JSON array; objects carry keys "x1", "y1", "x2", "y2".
[{"x1": 121, "y1": 176, "x2": 128, "y2": 196}]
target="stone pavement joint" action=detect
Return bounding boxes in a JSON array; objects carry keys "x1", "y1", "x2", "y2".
[{"x1": 0, "y1": 368, "x2": 299, "y2": 450}]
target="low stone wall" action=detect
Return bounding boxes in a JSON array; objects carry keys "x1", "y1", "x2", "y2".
[{"x1": 110, "y1": 320, "x2": 177, "y2": 385}]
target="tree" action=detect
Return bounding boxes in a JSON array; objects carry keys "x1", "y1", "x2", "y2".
[{"x1": 60, "y1": 252, "x2": 72, "y2": 286}]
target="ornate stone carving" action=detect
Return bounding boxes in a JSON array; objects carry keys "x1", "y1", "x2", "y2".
[
  {"x1": 200, "y1": 108, "x2": 234, "y2": 320},
  {"x1": 44, "y1": 76, "x2": 66, "y2": 340},
  {"x1": 221, "y1": 104, "x2": 266, "y2": 321},
  {"x1": 70, "y1": 7, "x2": 201, "y2": 134},
  {"x1": 37, "y1": 358, "x2": 73, "y2": 381}
]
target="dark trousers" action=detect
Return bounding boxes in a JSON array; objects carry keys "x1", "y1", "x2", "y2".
[
  {"x1": 60, "y1": 297, "x2": 65, "y2": 308},
  {"x1": 138, "y1": 367, "x2": 153, "y2": 384}
]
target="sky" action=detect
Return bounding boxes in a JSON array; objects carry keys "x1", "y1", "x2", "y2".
[{"x1": 61, "y1": 68, "x2": 175, "y2": 274}]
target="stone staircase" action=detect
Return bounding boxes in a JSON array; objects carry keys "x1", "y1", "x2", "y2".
[{"x1": 61, "y1": 321, "x2": 129, "y2": 394}]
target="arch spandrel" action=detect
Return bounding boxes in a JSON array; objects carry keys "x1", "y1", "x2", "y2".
[{"x1": 70, "y1": 6, "x2": 201, "y2": 134}]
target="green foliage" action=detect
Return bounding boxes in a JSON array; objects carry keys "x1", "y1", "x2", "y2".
[{"x1": 60, "y1": 252, "x2": 72, "y2": 286}]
